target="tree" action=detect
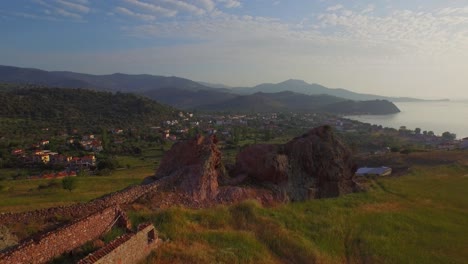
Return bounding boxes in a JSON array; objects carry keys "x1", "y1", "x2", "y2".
[
  {"x1": 97, "y1": 158, "x2": 119, "y2": 171},
  {"x1": 442, "y1": 131, "x2": 456, "y2": 140},
  {"x1": 263, "y1": 129, "x2": 272, "y2": 142},
  {"x1": 399, "y1": 126, "x2": 409, "y2": 135},
  {"x1": 414, "y1": 128, "x2": 421, "y2": 135},
  {"x1": 428, "y1": 131, "x2": 435, "y2": 136},
  {"x1": 101, "y1": 127, "x2": 110, "y2": 151},
  {"x1": 232, "y1": 127, "x2": 241, "y2": 146},
  {"x1": 62, "y1": 176, "x2": 76, "y2": 192}
]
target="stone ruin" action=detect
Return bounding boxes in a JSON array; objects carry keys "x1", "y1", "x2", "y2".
[
  {"x1": 0, "y1": 206, "x2": 161, "y2": 264},
  {"x1": 0, "y1": 177, "x2": 162, "y2": 264},
  {"x1": 78, "y1": 223, "x2": 161, "y2": 264}
]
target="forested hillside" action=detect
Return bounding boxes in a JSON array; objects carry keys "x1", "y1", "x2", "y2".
[{"x1": 0, "y1": 84, "x2": 176, "y2": 136}]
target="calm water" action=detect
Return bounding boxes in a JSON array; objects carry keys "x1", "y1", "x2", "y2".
[{"x1": 345, "y1": 101, "x2": 468, "y2": 139}]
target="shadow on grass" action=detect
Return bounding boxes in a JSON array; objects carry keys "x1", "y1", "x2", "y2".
[{"x1": 373, "y1": 178, "x2": 408, "y2": 199}]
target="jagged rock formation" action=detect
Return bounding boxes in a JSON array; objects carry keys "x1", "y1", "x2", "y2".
[
  {"x1": 231, "y1": 125, "x2": 357, "y2": 201},
  {"x1": 143, "y1": 126, "x2": 357, "y2": 207},
  {"x1": 147, "y1": 135, "x2": 223, "y2": 202}
]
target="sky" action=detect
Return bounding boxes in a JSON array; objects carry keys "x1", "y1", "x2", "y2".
[{"x1": 1, "y1": 0, "x2": 467, "y2": 98}]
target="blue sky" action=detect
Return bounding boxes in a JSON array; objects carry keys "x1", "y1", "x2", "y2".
[{"x1": 1, "y1": 0, "x2": 468, "y2": 98}]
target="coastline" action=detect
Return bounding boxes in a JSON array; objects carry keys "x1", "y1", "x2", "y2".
[{"x1": 345, "y1": 101, "x2": 468, "y2": 139}]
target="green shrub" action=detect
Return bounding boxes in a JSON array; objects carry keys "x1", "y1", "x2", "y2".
[{"x1": 102, "y1": 227, "x2": 126, "y2": 243}]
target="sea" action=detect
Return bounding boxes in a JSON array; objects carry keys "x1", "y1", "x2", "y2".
[{"x1": 345, "y1": 100, "x2": 468, "y2": 139}]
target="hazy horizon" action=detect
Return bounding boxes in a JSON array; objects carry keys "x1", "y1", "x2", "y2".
[{"x1": 1, "y1": 0, "x2": 468, "y2": 98}]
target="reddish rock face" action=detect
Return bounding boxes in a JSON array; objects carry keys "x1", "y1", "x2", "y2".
[
  {"x1": 232, "y1": 144, "x2": 288, "y2": 184},
  {"x1": 145, "y1": 126, "x2": 357, "y2": 207},
  {"x1": 153, "y1": 135, "x2": 222, "y2": 202},
  {"x1": 232, "y1": 126, "x2": 357, "y2": 201}
]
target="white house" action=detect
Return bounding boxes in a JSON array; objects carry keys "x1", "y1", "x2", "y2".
[
  {"x1": 356, "y1": 167, "x2": 392, "y2": 176},
  {"x1": 461, "y1": 138, "x2": 468, "y2": 149}
]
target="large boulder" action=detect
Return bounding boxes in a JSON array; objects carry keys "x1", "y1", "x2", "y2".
[
  {"x1": 232, "y1": 126, "x2": 357, "y2": 201},
  {"x1": 150, "y1": 135, "x2": 223, "y2": 202}
]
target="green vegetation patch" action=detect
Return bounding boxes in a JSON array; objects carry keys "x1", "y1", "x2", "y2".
[{"x1": 131, "y1": 164, "x2": 468, "y2": 264}]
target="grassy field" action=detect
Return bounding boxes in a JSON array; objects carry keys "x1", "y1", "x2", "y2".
[
  {"x1": 0, "y1": 136, "x2": 293, "y2": 213},
  {"x1": 0, "y1": 147, "x2": 167, "y2": 213},
  {"x1": 129, "y1": 164, "x2": 468, "y2": 264},
  {"x1": 1, "y1": 139, "x2": 467, "y2": 263}
]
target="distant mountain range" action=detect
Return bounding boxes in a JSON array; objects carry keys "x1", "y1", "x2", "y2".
[
  {"x1": 0, "y1": 65, "x2": 402, "y2": 114},
  {"x1": 230, "y1": 79, "x2": 424, "y2": 102},
  {"x1": 0, "y1": 65, "x2": 213, "y2": 93}
]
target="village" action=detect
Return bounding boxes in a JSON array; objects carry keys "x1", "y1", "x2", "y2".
[{"x1": 2, "y1": 111, "x2": 467, "y2": 181}]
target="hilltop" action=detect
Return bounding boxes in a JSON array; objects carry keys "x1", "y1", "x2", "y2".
[
  {"x1": 232, "y1": 79, "x2": 425, "y2": 102},
  {"x1": 0, "y1": 84, "x2": 176, "y2": 134}
]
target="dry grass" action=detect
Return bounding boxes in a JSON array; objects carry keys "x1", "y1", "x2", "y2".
[
  {"x1": 131, "y1": 163, "x2": 468, "y2": 264},
  {"x1": 359, "y1": 202, "x2": 403, "y2": 213}
]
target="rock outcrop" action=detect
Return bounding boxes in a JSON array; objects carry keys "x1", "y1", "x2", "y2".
[
  {"x1": 232, "y1": 126, "x2": 357, "y2": 201},
  {"x1": 148, "y1": 134, "x2": 223, "y2": 202},
  {"x1": 143, "y1": 126, "x2": 357, "y2": 207}
]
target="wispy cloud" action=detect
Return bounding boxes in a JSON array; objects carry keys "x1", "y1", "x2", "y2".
[
  {"x1": 316, "y1": 6, "x2": 468, "y2": 58},
  {"x1": 159, "y1": 0, "x2": 206, "y2": 16},
  {"x1": 115, "y1": 6, "x2": 156, "y2": 21},
  {"x1": 217, "y1": 0, "x2": 241, "y2": 8},
  {"x1": 197, "y1": 0, "x2": 215, "y2": 12},
  {"x1": 32, "y1": 0, "x2": 90, "y2": 20},
  {"x1": 55, "y1": 8, "x2": 81, "y2": 19},
  {"x1": 326, "y1": 4, "x2": 343, "y2": 12},
  {"x1": 361, "y1": 4, "x2": 374, "y2": 14},
  {"x1": 437, "y1": 6, "x2": 468, "y2": 15},
  {"x1": 123, "y1": 0, "x2": 177, "y2": 17},
  {"x1": 55, "y1": 0, "x2": 90, "y2": 13},
  {"x1": 6, "y1": 11, "x2": 60, "y2": 21}
]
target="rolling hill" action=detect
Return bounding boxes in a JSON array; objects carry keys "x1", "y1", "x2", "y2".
[
  {"x1": 141, "y1": 87, "x2": 237, "y2": 109},
  {"x1": 0, "y1": 84, "x2": 176, "y2": 133},
  {"x1": 320, "y1": 99, "x2": 401, "y2": 115},
  {"x1": 197, "y1": 91, "x2": 400, "y2": 114},
  {"x1": 0, "y1": 65, "x2": 212, "y2": 93}
]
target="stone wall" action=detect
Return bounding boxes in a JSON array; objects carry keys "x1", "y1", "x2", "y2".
[
  {"x1": 0, "y1": 207, "x2": 129, "y2": 264},
  {"x1": 78, "y1": 223, "x2": 161, "y2": 264},
  {"x1": 0, "y1": 182, "x2": 158, "y2": 226}
]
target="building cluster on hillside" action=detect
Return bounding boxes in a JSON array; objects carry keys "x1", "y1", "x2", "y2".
[
  {"x1": 10, "y1": 136, "x2": 98, "y2": 175},
  {"x1": 11, "y1": 148, "x2": 96, "y2": 169},
  {"x1": 75, "y1": 134, "x2": 103, "y2": 152},
  {"x1": 155, "y1": 112, "x2": 197, "y2": 141}
]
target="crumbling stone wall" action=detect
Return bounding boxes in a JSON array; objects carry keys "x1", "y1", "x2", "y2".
[
  {"x1": 78, "y1": 223, "x2": 161, "y2": 264},
  {"x1": 0, "y1": 207, "x2": 129, "y2": 264},
  {"x1": 0, "y1": 182, "x2": 158, "y2": 226}
]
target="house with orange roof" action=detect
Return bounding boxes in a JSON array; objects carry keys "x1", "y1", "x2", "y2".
[{"x1": 11, "y1": 149, "x2": 24, "y2": 155}]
